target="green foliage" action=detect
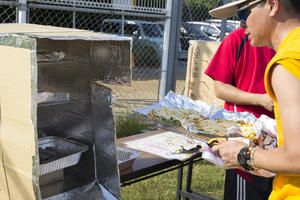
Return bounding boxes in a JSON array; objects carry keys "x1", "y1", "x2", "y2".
[
  {"x1": 186, "y1": 0, "x2": 219, "y2": 8},
  {"x1": 183, "y1": 0, "x2": 219, "y2": 22},
  {"x1": 116, "y1": 116, "x2": 154, "y2": 138}
]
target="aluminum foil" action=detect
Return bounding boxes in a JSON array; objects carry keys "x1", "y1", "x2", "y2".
[
  {"x1": 135, "y1": 92, "x2": 266, "y2": 137},
  {"x1": 44, "y1": 182, "x2": 117, "y2": 200}
]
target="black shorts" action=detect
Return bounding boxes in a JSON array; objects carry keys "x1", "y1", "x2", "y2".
[{"x1": 224, "y1": 169, "x2": 273, "y2": 200}]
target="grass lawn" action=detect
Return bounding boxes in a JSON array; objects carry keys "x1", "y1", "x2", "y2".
[
  {"x1": 116, "y1": 116, "x2": 226, "y2": 200},
  {"x1": 121, "y1": 161, "x2": 225, "y2": 200}
]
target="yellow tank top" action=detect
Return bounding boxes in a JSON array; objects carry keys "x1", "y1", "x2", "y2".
[{"x1": 265, "y1": 27, "x2": 300, "y2": 199}]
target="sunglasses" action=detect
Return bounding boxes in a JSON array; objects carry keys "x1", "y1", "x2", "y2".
[{"x1": 236, "y1": 0, "x2": 264, "y2": 23}]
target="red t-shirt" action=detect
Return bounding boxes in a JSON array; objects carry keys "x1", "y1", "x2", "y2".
[{"x1": 205, "y1": 28, "x2": 275, "y2": 118}]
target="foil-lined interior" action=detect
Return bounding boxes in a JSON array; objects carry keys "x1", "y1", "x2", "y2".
[{"x1": 36, "y1": 38, "x2": 130, "y2": 199}]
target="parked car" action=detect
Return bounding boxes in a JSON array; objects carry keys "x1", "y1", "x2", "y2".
[
  {"x1": 205, "y1": 19, "x2": 240, "y2": 30},
  {"x1": 187, "y1": 21, "x2": 234, "y2": 41},
  {"x1": 100, "y1": 19, "x2": 163, "y2": 67},
  {"x1": 157, "y1": 21, "x2": 213, "y2": 51},
  {"x1": 180, "y1": 22, "x2": 214, "y2": 51}
]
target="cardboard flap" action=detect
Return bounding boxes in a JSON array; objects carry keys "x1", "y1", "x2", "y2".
[{"x1": 184, "y1": 40, "x2": 224, "y2": 107}]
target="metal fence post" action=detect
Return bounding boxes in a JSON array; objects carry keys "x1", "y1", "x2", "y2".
[
  {"x1": 220, "y1": 0, "x2": 229, "y2": 41},
  {"x1": 72, "y1": 0, "x2": 76, "y2": 28},
  {"x1": 159, "y1": 0, "x2": 183, "y2": 100},
  {"x1": 72, "y1": 11, "x2": 76, "y2": 28},
  {"x1": 121, "y1": 13, "x2": 125, "y2": 36},
  {"x1": 18, "y1": 0, "x2": 27, "y2": 23}
]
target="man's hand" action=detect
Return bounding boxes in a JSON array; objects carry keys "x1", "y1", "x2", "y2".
[
  {"x1": 258, "y1": 94, "x2": 274, "y2": 112},
  {"x1": 213, "y1": 81, "x2": 274, "y2": 112},
  {"x1": 212, "y1": 140, "x2": 247, "y2": 169}
]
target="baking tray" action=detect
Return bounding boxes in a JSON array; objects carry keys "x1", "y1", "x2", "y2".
[
  {"x1": 39, "y1": 136, "x2": 89, "y2": 175},
  {"x1": 166, "y1": 126, "x2": 227, "y2": 144},
  {"x1": 117, "y1": 147, "x2": 141, "y2": 171}
]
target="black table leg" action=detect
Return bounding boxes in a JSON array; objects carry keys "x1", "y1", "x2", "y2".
[
  {"x1": 176, "y1": 163, "x2": 184, "y2": 200},
  {"x1": 184, "y1": 159, "x2": 194, "y2": 200}
]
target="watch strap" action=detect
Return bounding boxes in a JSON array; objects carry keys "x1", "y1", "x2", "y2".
[{"x1": 249, "y1": 146, "x2": 260, "y2": 171}]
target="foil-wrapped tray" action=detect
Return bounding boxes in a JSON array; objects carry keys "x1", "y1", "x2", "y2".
[
  {"x1": 117, "y1": 147, "x2": 141, "y2": 171},
  {"x1": 39, "y1": 136, "x2": 89, "y2": 175}
]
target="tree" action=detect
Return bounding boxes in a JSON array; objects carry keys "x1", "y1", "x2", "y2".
[{"x1": 182, "y1": 0, "x2": 219, "y2": 22}]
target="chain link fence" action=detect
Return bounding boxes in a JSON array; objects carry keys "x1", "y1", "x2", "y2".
[
  {"x1": 0, "y1": 1, "x2": 17, "y2": 23},
  {"x1": 0, "y1": 0, "x2": 238, "y2": 119},
  {"x1": 27, "y1": 1, "x2": 169, "y2": 118}
]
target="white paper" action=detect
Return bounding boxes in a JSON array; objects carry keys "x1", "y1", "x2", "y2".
[
  {"x1": 258, "y1": 114, "x2": 278, "y2": 139},
  {"x1": 124, "y1": 131, "x2": 205, "y2": 161},
  {"x1": 201, "y1": 144, "x2": 224, "y2": 167}
]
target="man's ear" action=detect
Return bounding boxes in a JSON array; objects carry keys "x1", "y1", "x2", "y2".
[{"x1": 267, "y1": 0, "x2": 279, "y2": 17}]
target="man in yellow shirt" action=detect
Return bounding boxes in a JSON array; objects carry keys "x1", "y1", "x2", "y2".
[{"x1": 208, "y1": 0, "x2": 300, "y2": 199}]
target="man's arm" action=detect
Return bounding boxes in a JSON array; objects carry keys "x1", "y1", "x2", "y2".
[
  {"x1": 214, "y1": 80, "x2": 274, "y2": 112},
  {"x1": 212, "y1": 65, "x2": 300, "y2": 174},
  {"x1": 254, "y1": 64, "x2": 300, "y2": 173}
]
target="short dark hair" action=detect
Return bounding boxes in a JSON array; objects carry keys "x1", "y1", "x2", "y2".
[{"x1": 280, "y1": 0, "x2": 300, "y2": 16}]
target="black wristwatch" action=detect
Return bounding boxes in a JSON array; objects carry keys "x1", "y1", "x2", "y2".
[{"x1": 237, "y1": 147, "x2": 254, "y2": 171}]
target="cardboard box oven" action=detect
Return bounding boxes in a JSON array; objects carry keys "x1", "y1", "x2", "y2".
[{"x1": 0, "y1": 24, "x2": 132, "y2": 200}]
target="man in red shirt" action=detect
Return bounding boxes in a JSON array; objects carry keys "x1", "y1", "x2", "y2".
[{"x1": 205, "y1": 26, "x2": 275, "y2": 199}]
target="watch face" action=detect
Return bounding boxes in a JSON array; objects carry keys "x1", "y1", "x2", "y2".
[{"x1": 238, "y1": 153, "x2": 247, "y2": 165}]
